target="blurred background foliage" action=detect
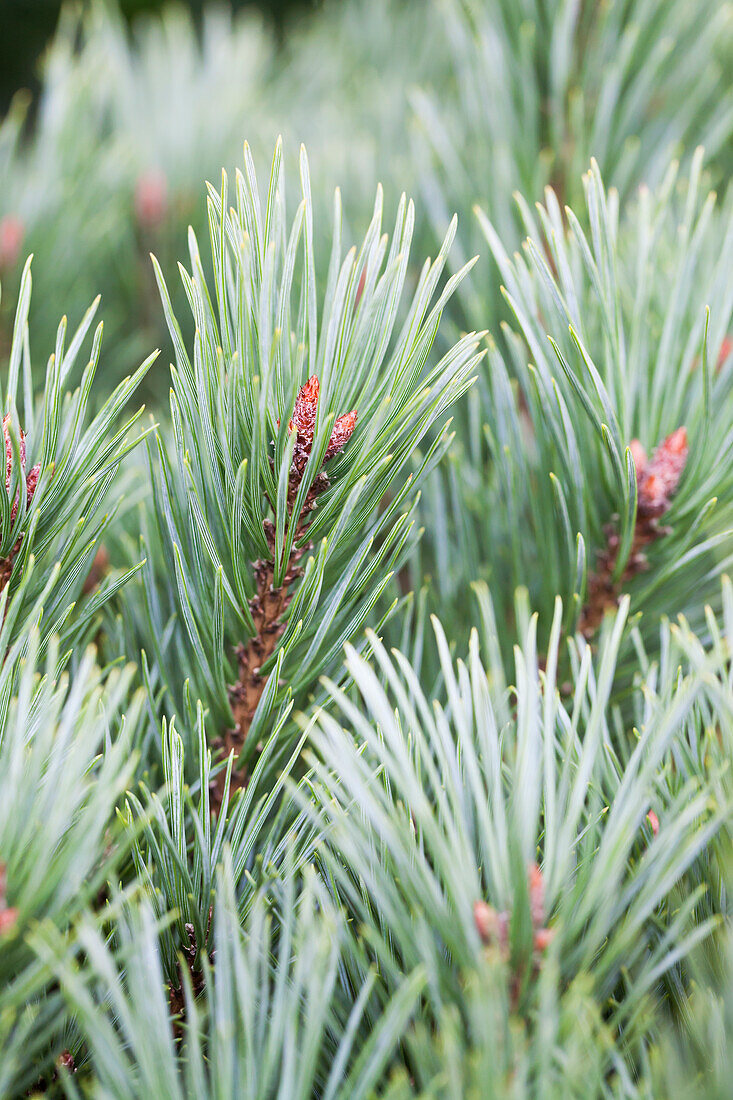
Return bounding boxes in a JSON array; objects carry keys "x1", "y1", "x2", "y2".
[
  {"x1": 0, "y1": 0, "x2": 433, "y2": 399},
  {"x1": 0, "y1": 0, "x2": 319, "y2": 111},
  {"x1": 2, "y1": 0, "x2": 729, "y2": 405}
]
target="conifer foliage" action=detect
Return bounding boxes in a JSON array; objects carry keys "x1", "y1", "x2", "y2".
[
  {"x1": 0, "y1": 0, "x2": 731, "y2": 1097},
  {"x1": 137, "y1": 142, "x2": 480, "y2": 797}
]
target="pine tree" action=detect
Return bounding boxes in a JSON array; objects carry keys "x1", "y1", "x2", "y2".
[
  {"x1": 3, "y1": 268, "x2": 155, "y2": 638},
  {"x1": 0, "y1": 0, "x2": 731, "y2": 1096}
]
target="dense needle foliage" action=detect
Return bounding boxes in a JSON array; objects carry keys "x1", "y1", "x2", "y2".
[{"x1": 0, "y1": 0, "x2": 731, "y2": 1097}]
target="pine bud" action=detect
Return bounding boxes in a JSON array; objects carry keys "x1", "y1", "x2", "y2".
[
  {"x1": 3, "y1": 415, "x2": 41, "y2": 522},
  {"x1": 473, "y1": 900, "x2": 509, "y2": 950},
  {"x1": 0, "y1": 215, "x2": 24, "y2": 272},
  {"x1": 325, "y1": 409, "x2": 358, "y2": 461},
  {"x1": 533, "y1": 927, "x2": 556, "y2": 953},
  {"x1": 134, "y1": 170, "x2": 169, "y2": 229},
  {"x1": 636, "y1": 426, "x2": 688, "y2": 517},
  {"x1": 473, "y1": 899, "x2": 494, "y2": 942},
  {"x1": 3, "y1": 414, "x2": 25, "y2": 483},
  {"x1": 56, "y1": 1051, "x2": 76, "y2": 1075},
  {"x1": 0, "y1": 907, "x2": 18, "y2": 934},
  {"x1": 0, "y1": 863, "x2": 18, "y2": 936},
  {"x1": 527, "y1": 862, "x2": 546, "y2": 929},
  {"x1": 646, "y1": 809, "x2": 659, "y2": 836},
  {"x1": 289, "y1": 374, "x2": 320, "y2": 443},
  {"x1": 288, "y1": 375, "x2": 357, "y2": 472}
]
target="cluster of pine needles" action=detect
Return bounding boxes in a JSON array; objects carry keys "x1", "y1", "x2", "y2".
[{"x1": 0, "y1": 0, "x2": 732, "y2": 1096}]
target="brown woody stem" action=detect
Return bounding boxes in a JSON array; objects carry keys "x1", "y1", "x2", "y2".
[
  {"x1": 168, "y1": 911, "x2": 211, "y2": 1038},
  {"x1": 0, "y1": 553, "x2": 14, "y2": 594},
  {"x1": 210, "y1": 474, "x2": 327, "y2": 813},
  {"x1": 578, "y1": 514, "x2": 667, "y2": 640}
]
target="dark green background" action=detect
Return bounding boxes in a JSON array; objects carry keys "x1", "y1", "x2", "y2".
[{"x1": 0, "y1": 0, "x2": 319, "y2": 112}]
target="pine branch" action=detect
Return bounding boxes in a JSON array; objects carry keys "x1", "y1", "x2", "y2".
[
  {"x1": 121, "y1": 691, "x2": 309, "y2": 1020},
  {"x1": 167, "y1": 914, "x2": 210, "y2": 1033},
  {"x1": 213, "y1": 375, "x2": 357, "y2": 805},
  {"x1": 0, "y1": 262, "x2": 156, "y2": 661},
  {"x1": 38, "y1": 856, "x2": 424, "y2": 1098},
  {"x1": 298, "y1": 579, "x2": 733, "y2": 1088},
  {"x1": 0, "y1": 635, "x2": 143, "y2": 1096},
  {"x1": 138, "y1": 140, "x2": 481, "y2": 794},
  {"x1": 420, "y1": 157, "x2": 733, "y2": 671},
  {"x1": 579, "y1": 427, "x2": 689, "y2": 638}
]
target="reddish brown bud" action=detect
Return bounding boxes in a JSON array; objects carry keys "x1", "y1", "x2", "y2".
[
  {"x1": 289, "y1": 375, "x2": 320, "y2": 442},
  {"x1": 636, "y1": 426, "x2": 688, "y2": 517},
  {"x1": 0, "y1": 906, "x2": 18, "y2": 935},
  {"x1": 325, "y1": 409, "x2": 358, "y2": 461},
  {"x1": 3, "y1": 413, "x2": 25, "y2": 490},
  {"x1": 56, "y1": 1050, "x2": 77, "y2": 1075},
  {"x1": 286, "y1": 375, "x2": 357, "y2": 486},
  {"x1": 473, "y1": 900, "x2": 509, "y2": 951},
  {"x1": 134, "y1": 170, "x2": 168, "y2": 229},
  {"x1": 473, "y1": 900, "x2": 495, "y2": 943},
  {"x1": 533, "y1": 927, "x2": 556, "y2": 952},
  {"x1": 663, "y1": 426, "x2": 688, "y2": 457},
  {"x1": 639, "y1": 471, "x2": 664, "y2": 515},
  {"x1": 0, "y1": 215, "x2": 24, "y2": 272},
  {"x1": 3, "y1": 415, "x2": 40, "y2": 521},
  {"x1": 717, "y1": 336, "x2": 732, "y2": 371},
  {"x1": 0, "y1": 863, "x2": 17, "y2": 936},
  {"x1": 528, "y1": 863, "x2": 546, "y2": 929},
  {"x1": 25, "y1": 463, "x2": 41, "y2": 502},
  {"x1": 646, "y1": 809, "x2": 659, "y2": 836}
]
